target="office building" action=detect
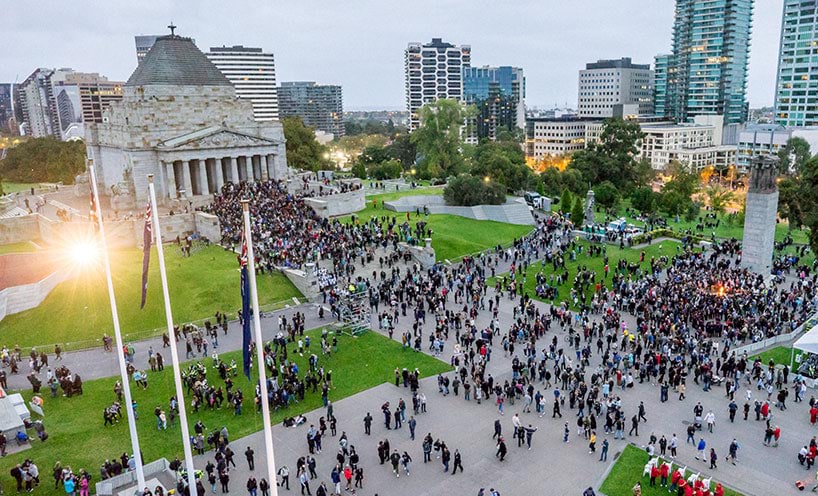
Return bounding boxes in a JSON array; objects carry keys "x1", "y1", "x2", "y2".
[
  {"x1": 278, "y1": 81, "x2": 344, "y2": 137},
  {"x1": 17, "y1": 68, "x2": 122, "y2": 140},
  {"x1": 463, "y1": 66, "x2": 525, "y2": 141},
  {"x1": 577, "y1": 58, "x2": 653, "y2": 118},
  {"x1": 737, "y1": 124, "x2": 791, "y2": 170},
  {"x1": 405, "y1": 38, "x2": 471, "y2": 130},
  {"x1": 639, "y1": 116, "x2": 735, "y2": 170},
  {"x1": 525, "y1": 118, "x2": 589, "y2": 159},
  {"x1": 774, "y1": 0, "x2": 818, "y2": 126},
  {"x1": 656, "y1": 0, "x2": 754, "y2": 124},
  {"x1": 207, "y1": 45, "x2": 279, "y2": 121}
]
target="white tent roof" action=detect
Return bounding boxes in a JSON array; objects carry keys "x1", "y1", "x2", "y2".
[{"x1": 793, "y1": 323, "x2": 818, "y2": 355}]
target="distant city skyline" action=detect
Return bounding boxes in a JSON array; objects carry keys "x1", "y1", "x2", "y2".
[{"x1": 2, "y1": 0, "x2": 784, "y2": 110}]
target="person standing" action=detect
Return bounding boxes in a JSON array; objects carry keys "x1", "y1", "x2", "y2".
[
  {"x1": 524, "y1": 425, "x2": 538, "y2": 450},
  {"x1": 247, "y1": 477, "x2": 258, "y2": 496},
  {"x1": 704, "y1": 410, "x2": 716, "y2": 433},
  {"x1": 728, "y1": 439, "x2": 739, "y2": 465},
  {"x1": 588, "y1": 431, "x2": 597, "y2": 454},
  {"x1": 299, "y1": 470, "x2": 311, "y2": 495},
  {"x1": 599, "y1": 438, "x2": 609, "y2": 461},
  {"x1": 245, "y1": 447, "x2": 255, "y2": 471},
  {"x1": 219, "y1": 469, "x2": 230, "y2": 494},
  {"x1": 390, "y1": 450, "x2": 401, "y2": 477},
  {"x1": 363, "y1": 413, "x2": 372, "y2": 435},
  {"x1": 408, "y1": 416, "x2": 417, "y2": 440}
]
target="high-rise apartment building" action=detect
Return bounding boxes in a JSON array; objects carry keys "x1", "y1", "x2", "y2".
[
  {"x1": 463, "y1": 66, "x2": 525, "y2": 141},
  {"x1": 17, "y1": 68, "x2": 122, "y2": 139},
  {"x1": 774, "y1": 0, "x2": 818, "y2": 127},
  {"x1": 0, "y1": 84, "x2": 15, "y2": 134},
  {"x1": 405, "y1": 38, "x2": 471, "y2": 130},
  {"x1": 577, "y1": 58, "x2": 653, "y2": 118},
  {"x1": 655, "y1": 0, "x2": 754, "y2": 124},
  {"x1": 653, "y1": 55, "x2": 671, "y2": 118},
  {"x1": 278, "y1": 81, "x2": 344, "y2": 137},
  {"x1": 207, "y1": 45, "x2": 279, "y2": 121}
]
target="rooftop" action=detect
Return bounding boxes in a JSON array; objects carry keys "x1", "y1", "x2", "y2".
[{"x1": 126, "y1": 34, "x2": 232, "y2": 87}]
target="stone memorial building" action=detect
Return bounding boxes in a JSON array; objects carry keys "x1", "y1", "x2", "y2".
[{"x1": 85, "y1": 31, "x2": 288, "y2": 208}]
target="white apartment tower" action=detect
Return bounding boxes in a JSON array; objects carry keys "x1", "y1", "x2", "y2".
[
  {"x1": 207, "y1": 45, "x2": 279, "y2": 121},
  {"x1": 578, "y1": 58, "x2": 654, "y2": 118},
  {"x1": 405, "y1": 38, "x2": 471, "y2": 130}
]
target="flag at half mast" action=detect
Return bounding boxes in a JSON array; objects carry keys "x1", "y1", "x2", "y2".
[
  {"x1": 239, "y1": 235, "x2": 252, "y2": 380},
  {"x1": 140, "y1": 201, "x2": 152, "y2": 309}
]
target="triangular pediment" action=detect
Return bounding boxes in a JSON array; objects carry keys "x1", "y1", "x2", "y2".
[{"x1": 156, "y1": 126, "x2": 277, "y2": 150}]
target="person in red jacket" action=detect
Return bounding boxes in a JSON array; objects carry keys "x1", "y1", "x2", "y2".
[
  {"x1": 714, "y1": 482, "x2": 725, "y2": 496},
  {"x1": 810, "y1": 405, "x2": 818, "y2": 425},
  {"x1": 669, "y1": 469, "x2": 682, "y2": 492},
  {"x1": 660, "y1": 462, "x2": 670, "y2": 487},
  {"x1": 760, "y1": 401, "x2": 770, "y2": 419},
  {"x1": 678, "y1": 477, "x2": 688, "y2": 495},
  {"x1": 650, "y1": 464, "x2": 659, "y2": 486}
]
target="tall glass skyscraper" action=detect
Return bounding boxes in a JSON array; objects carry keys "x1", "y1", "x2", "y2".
[
  {"x1": 462, "y1": 66, "x2": 525, "y2": 141},
  {"x1": 775, "y1": 0, "x2": 818, "y2": 127},
  {"x1": 656, "y1": 0, "x2": 753, "y2": 124},
  {"x1": 653, "y1": 54, "x2": 671, "y2": 118}
]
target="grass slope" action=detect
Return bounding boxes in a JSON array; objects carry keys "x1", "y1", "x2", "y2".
[
  {"x1": 600, "y1": 444, "x2": 743, "y2": 496},
  {"x1": 0, "y1": 241, "x2": 40, "y2": 255},
  {"x1": 749, "y1": 346, "x2": 801, "y2": 369},
  {"x1": 2, "y1": 182, "x2": 38, "y2": 194},
  {"x1": 0, "y1": 245, "x2": 302, "y2": 350},
  {"x1": 349, "y1": 188, "x2": 531, "y2": 262},
  {"x1": 492, "y1": 240, "x2": 682, "y2": 308},
  {"x1": 0, "y1": 328, "x2": 450, "y2": 493}
]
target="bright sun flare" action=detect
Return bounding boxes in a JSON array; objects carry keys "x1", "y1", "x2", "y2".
[{"x1": 68, "y1": 241, "x2": 99, "y2": 266}]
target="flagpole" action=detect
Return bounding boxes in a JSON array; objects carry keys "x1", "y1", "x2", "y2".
[
  {"x1": 147, "y1": 175, "x2": 197, "y2": 491},
  {"x1": 88, "y1": 161, "x2": 146, "y2": 490},
  {"x1": 241, "y1": 199, "x2": 279, "y2": 496}
]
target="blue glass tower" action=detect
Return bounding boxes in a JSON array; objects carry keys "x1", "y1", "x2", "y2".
[{"x1": 462, "y1": 66, "x2": 525, "y2": 141}]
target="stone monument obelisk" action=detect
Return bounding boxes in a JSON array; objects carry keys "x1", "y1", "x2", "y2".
[
  {"x1": 741, "y1": 156, "x2": 779, "y2": 274},
  {"x1": 584, "y1": 189, "x2": 596, "y2": 228}
]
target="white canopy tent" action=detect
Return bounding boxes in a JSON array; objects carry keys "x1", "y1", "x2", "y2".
[{"x1": 792, "y1": 323, "x2": 818, "y2": 374}]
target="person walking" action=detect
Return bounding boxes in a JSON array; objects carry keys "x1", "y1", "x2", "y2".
[
  {"x1": 728, "y1": 439, "x2": 739, "y2": 465},
  {"x1": 696, "y1": 438, "x2": 706, "y2": 461},
  {"x1": 245, "y1": 447, "x2": 255, "y2": 471},
  {"x1": 452, "y1": 449, "x2": 463, "y2": 474},
  {"x1": 389, "y1": 450, "x2": 401, "y2": 477},
  {"x1": 523, "y1": 425, "x2": 538, "y2": 450},
  {"x1": 628, "y1": 414, "x2": 639, "y2": 437},
  {"x1": 496, "y1": 437, "x2": 507, "y2": 461},
  {"x1": 588, "y1": 431, "x2": 597, "y2": 454},
  {"x1": 709, "y1": 448, "x2": 718, "y2": 469},
  {"x1": 247, "y1": 477, "x2": 258, "y2": 496},
  {"x1": 493, "y1": 419, "x2": 502, "y2": 440},
  {"x1": 704, "y1": 410, "x2": 716, "y2": 433},
  {"x1": 563, "y1": 422, "x2": 570, "y2": 443},
  {"x1": 278, "y1": 466, "x2": 290, "y2": 490},
  {"x1": 401, "y1": 451, "x2": 412, "y2": 476}
]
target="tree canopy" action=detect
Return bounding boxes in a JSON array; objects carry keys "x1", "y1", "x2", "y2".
[
  {"x1": 777, "y1": 137, "x2": 811, "y2": 176},
  {"x1": 0, "y1": 137, "x2": 86, "y2": 184},
  {"x1": 443, "y1": 174, "x2": 506, "y2": 206},
  {"x1": 411, "y1": 99, "x2": 466, "y2": 180},
  {"x1": 282, "y1": 117, "x2": 332, "y2": 172},
  {"x1": 568, "y1": 118, "x2": 643, "y2": 192},
  {"x1": 469, "y1": 140, "x2": 532, "y2": 193}
]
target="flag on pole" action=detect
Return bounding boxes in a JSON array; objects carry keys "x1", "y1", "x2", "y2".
[
  {"x1": 239, "y1": 236, "x2": 252, "y2": 380},
  {"x1": 140, "y1": 201, "x2": 152, "y2": 309},
  {"x1": 89, "y1": 190, "x2": 99, "y2": 229}
]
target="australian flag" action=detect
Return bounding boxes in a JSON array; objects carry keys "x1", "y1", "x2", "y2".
[
  {"x1": 140, "y1": 201, "x2": 152, "y2": 309},
  {"x1": 239, "y1": 237, "x2": 252, "y2": 380}
]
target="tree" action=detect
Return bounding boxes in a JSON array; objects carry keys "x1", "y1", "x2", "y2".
[
  {"x1": 633, "y1": 158, "x2": 655, "y2": 189},
  {"x1": 0, "y1": 137, "x2": 86, "y2": 184},
  {"x1": 593, "y1": 181, "x2": 620, "y2": 209},
  {"x1": 540, "y1": 167, "x2": 563, "y2": 197},
  {"x1": 660, "y1": 190, "x2": 686, "y2": 217},
  {"x1": 568, "y1": 118, "x2": 643, "y2": 192},
  {"x1": 411, "y1": 99, "x2": 466, "y2": 179},
  {"x1": 570, "y1": 197, "x2": 585, "y2": 226},
  {"x1": 778, "y1": 177, "x2": 804, "y2": 229},
  {"x1": 560, "y1": 189, "x2": 574, "y2": 212},
  {"x1": 470, "y1": 141, "x2": 533, "y2": 193},
  {"x1": 630, "y1": 187, "x2": 657, "y2": 214},
  {"x1": 777, "y1": 137, "x2": 811, "y2": 175},
  {"x1": 798, "y1": 156, "x2": 818, "y2": 255},
  {"x1": 663, "y1": 161, "x2": 700, "y2": 200},
  {"x1": 386, "y1": 134, "x2": 417, "y2": 169},
  {"x1": 443, "y1": 174, "x2": 506, "y2": 206},
  {"x1": 350, "y1": 161, "x2": 367, "y2": 179},
  {"x1": 358, "y1": 144, "x2": 390, "y2": 165},
  {"x1": 282, "y1": 117, "x2": 331, "y2": 172},
  {"x1": 704, "y1": 186, "x2": 735, "y2": 215},
  {"x1": 367, "y1": 159, "x2": 403, "y2": 180}
]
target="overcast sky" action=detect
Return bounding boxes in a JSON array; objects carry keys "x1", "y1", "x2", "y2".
[{"x1": 4, "y1": 0, "x2": 784, "y2": 110}]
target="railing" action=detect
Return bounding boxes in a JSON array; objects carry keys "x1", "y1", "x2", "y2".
[
  {"x1": 95, "y1": 458, "x2": 170, "y2": 496},
  {"x1": 731, "y1": 313, "x2": 818, "y2": 358},
  {"x1": 22, "y1": 296, "x2": 302, "y2": 353}
]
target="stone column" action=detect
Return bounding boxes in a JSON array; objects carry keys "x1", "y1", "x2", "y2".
[
  {"x1": 230, "y1": 157, "x2": 240, "y2": 184},
  {"x1": 166, "y1": 161, "x2": 178, "y2": 199},
  {"x1": 198, "y1": 159, "x2": 209, "y2": 195},
  {"x1": 215, "y1": 158, "x2": 225, "y2": 190},
  {"x1": 261, "y1": 154, "x2": 270, "y2": 181},
  {"x1": 245, "y1": 156, "x2": 254, "y2": 182},
  {"x1": 181, "y1": 160, "x2": 193, "y2": 198}
]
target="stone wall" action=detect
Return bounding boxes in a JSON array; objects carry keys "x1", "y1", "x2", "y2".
[
  {"x1": 194, "y1": 212, "x2": 221, "y2": 243},
  {"x1": 384, "y1": 196, "x2": 535, "y2": 226},
  {"x1": 282, "y1": 263, "x2": 319, "y2": 301},
  {"x1": 741, "y1": 190, "x2": 778, "y2": 274},
  {"x1": 0, "y1": 269, "x2": 74, "y2": 321},
  {"x1": 0, "y1": 215, "x2": 40, "y2": 245},
  {"x1": 303, "y1": 190, "x2": 366, "y2": 218},
  {"x1": 399, "y1": 238, "x2": 436, "y2": 268}
]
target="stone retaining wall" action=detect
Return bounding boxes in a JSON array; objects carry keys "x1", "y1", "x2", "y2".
[
  {"x1": 0, "y1": 269, "x2": 74, "y2": 321},
  {"x1": 383, "y1": 196, "x2": 534, "y2": 225},
  {"x1": 303, "y1": 190, "x2": 366, "y2": 218}
]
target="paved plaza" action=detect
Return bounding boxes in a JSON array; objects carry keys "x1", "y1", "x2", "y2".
[{"x1": 13, "y1": 263, "x2": 811, "y2": 496}]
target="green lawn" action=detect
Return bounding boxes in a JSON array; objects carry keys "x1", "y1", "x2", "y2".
[
  {"x1": 0, "y1": 245, "x2": 302, "y2": 350},
  {"x1": 347, "y1": 188, "x2": 532, "y2": 262},
  {"x1": 749, "y1": 346, "x2": 802, "y2": 369},
  {"x1": 0, "y1": 328, "x2": 451, "y2": 493},
  {"x1": 1, "y1": 182, "x2": 38, "y2": 194},
  {"x1": 0, "y1": 240, "x2": 41, "y2": 254},
  {"x1": 590, "y1": 198, "x2": 810, "y2": 245},
  {"x1": 600, "y1": 444, "x2": 743, "y2": 496},
  {"x1": 492, "y1": 239, "x2": 683, "y2": 308}
]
